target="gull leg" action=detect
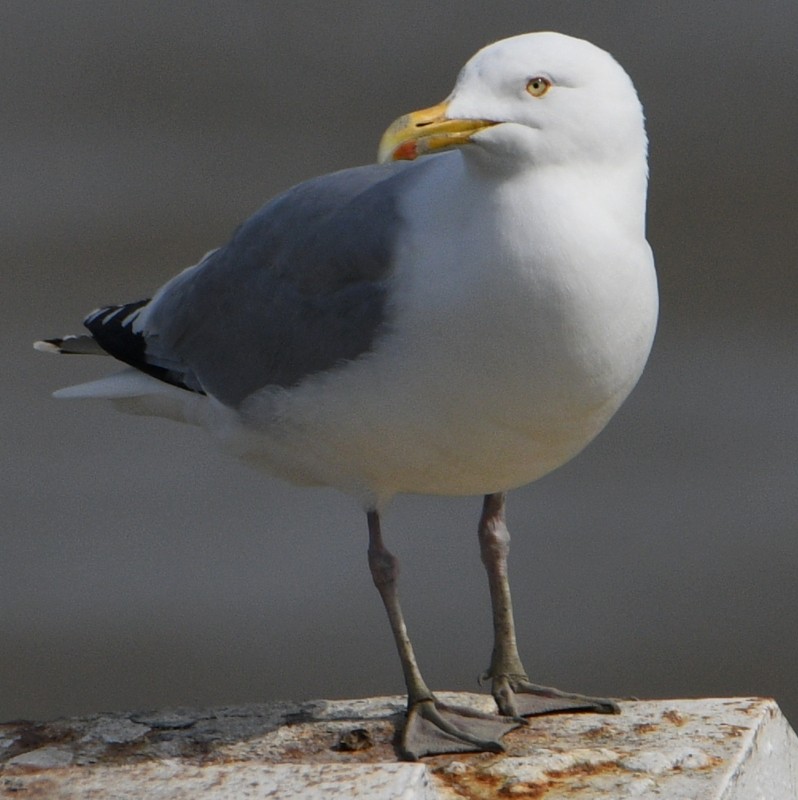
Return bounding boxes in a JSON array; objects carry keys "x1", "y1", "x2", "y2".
[
  {"x1": 367, "y1": 510, "x2": 519, "y2": 760},
  {"x1": 478, "y1": 493, "x2": 619, "y2": 718}
]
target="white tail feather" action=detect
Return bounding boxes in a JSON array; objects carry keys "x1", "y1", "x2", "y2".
[
  {"x1": 53, "y1": 369, "x2": 181, "y2": 399},
  {"x1": 51, "y1": 369, "x2": 206, "y2": 424}
]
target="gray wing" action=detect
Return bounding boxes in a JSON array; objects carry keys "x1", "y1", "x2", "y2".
[{"x1": 103, "y1": 160, "x2": 420, "y2": 406}]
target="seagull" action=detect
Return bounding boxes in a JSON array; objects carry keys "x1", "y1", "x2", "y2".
[{"x1": 35, "y1": 31, "x2": 658, "y2": 760}]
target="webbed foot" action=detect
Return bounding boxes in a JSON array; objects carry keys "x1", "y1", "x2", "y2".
[
  {"x1": 489, "y1": 673, "x2": 620, "y2": 719},
  {"x1": 401, "y1": 698, "x2": 521, "y2": 760}
]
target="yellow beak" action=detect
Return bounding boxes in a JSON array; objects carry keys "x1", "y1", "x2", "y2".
[{"x1": 377, "y1": 101, "x2": 497, "y2": 164}]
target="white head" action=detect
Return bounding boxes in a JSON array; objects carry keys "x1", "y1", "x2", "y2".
[{"x1": 379, "y1": 32, "x2": 647, "y2": 174}]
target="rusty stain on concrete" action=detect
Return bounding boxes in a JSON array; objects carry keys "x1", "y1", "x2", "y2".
[{"x1": 662, "y1": 708, "x2": 687, "y2": 727}]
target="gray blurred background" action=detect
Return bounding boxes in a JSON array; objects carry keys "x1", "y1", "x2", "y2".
[{"x1": 3, "y1": 1, "x2": 796, "y2": 727}]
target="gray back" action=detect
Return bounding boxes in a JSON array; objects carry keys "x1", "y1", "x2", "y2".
[{"x1": 144, "y1": 160, "x2": 421, "y2": 406}]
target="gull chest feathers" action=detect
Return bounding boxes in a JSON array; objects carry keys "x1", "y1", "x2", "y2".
[
  {"x1": 401, "y1": 159, "x2": 654, "y2": 382},
  {"x1": 326, "y1": 157, "x2": 658, "y2": 497}
]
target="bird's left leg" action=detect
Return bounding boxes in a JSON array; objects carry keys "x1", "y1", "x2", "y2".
[
  {"x1": 367, "y1": 509, "x2": 519, "y2": 759},
  {"x1": 478, "y1": 492, "x2": 620, "y2": 718}
]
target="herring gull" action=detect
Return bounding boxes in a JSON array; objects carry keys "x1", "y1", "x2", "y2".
[{"x1": 35, "y1": 31, "x2": 658, "y2": 759}]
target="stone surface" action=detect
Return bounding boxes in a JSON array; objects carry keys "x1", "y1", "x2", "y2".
[{"x1": 1, "y1": 695, "x2": 795, "y2": 798}]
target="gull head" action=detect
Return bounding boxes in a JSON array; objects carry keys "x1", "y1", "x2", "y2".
[{"x1": 378, "y1": 32, "x2": 647, "y2": 172}]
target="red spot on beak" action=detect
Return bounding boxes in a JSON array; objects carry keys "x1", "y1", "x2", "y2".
[{"x1": 393, "y1": 141, "x2": 419, "y2": 161}]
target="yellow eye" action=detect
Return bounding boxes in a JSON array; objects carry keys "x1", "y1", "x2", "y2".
[{"x1": 526, "y1": 76, "x2": 551, "y2": 97}]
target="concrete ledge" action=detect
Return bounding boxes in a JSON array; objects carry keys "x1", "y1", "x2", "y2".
[{"x1": 1, "y1": 694, "x2": 796, "y2": 798}]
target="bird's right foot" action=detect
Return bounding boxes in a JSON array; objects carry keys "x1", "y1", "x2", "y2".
[{"x1": 401, "y1": 697, "x2": 521, "y2": 760}]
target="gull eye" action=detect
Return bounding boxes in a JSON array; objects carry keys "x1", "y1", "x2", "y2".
[{"x1": 526, "y1": 76, "x2": 551, "y2": 98}]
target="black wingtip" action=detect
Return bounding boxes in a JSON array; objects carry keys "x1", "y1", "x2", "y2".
[{"x1": 84, "y1": 300, "x2": 203, "y2": 394}]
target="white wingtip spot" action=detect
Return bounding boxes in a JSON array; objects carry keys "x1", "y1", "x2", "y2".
[{"x1": 33, "y1": 340, "x2": 61, "y2": 354}]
